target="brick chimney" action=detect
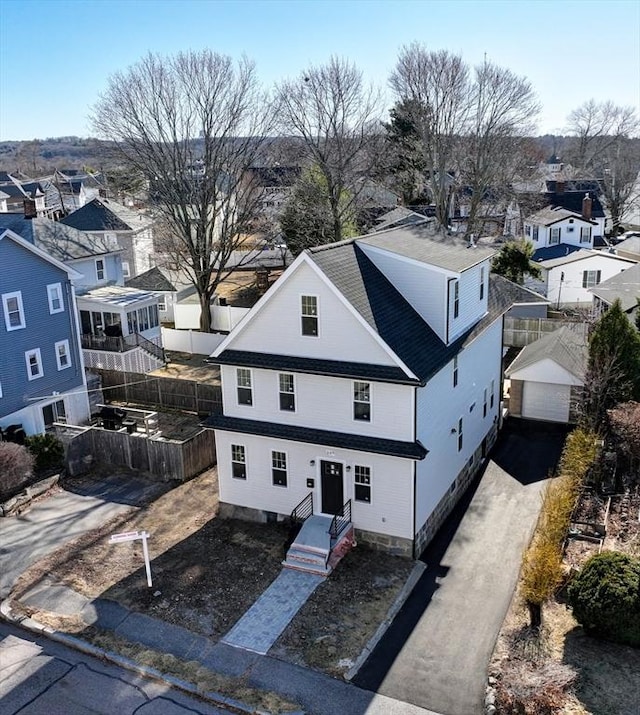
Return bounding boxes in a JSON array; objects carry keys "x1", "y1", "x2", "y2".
[
  {"x1": 23, "y1": 197, "x2": 37, "y2": 219},
  {"x1": 582, "y1": 193, "x2": 592, "y2": 221}
]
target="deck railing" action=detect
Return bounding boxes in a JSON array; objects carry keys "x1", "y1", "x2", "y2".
[{"x1": 82, "y1": 333, "x2": 164, "y2": 362}]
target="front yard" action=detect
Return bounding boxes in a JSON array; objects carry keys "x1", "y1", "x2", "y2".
[{"x1": 10, "y1": 467, "x2": 414, "y2": 679}]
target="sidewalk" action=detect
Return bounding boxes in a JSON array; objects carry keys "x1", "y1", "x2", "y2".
[{"x1": 2, "y1": 579, "x2": 441, "y2": 715}]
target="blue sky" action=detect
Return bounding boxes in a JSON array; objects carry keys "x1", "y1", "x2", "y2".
[{"x1": 1, "y1": 0, "x2": 638, "y2": 140}]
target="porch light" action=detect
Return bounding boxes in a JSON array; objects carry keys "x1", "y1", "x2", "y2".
[{"x1": 309, "y1": 459, "x2": 315, "y2": 466}]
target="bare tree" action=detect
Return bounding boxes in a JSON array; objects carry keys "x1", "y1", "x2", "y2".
[
  {"x1": 276, "y1": 56, "x2": 383, "y2": 244},
  {"x1": 92, "y1": 50, "x2": 274, "y2": 331},
  {"x1": 390, "y1": 45, "x2": 470, "y2": 229}
]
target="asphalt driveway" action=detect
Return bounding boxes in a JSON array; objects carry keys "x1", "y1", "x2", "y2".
[
  {"x1": 0, "y1": 473, "x2": 166, "y2": 599},
  {"x1": 353, "y1": 420, "x2": 567, "y2": 715}
]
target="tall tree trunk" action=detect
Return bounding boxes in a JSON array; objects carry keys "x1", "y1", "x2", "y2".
[{"x1": 199, "y1": 293, "x2": 212, "y2": 333}]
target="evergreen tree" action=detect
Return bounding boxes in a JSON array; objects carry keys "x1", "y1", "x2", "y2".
[{"x1": 491, "y1": 240, "x2": 541, "y2": 285}]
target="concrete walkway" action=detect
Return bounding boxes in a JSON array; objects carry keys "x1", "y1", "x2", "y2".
[
  {"x1": 354, "y1": 421, "x2": 567, "y2": 715},
  {"x1": 222, "y1": 569, "x2": 324, "y2": 654}
]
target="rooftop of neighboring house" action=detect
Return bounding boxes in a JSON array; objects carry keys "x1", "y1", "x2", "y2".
[
  {"x1": 526, "y1": 206, "x2": 597, "y2": 227},
  {"x1": 545, "y1": 188, "x2": 605, "y2": 219},
  {"x1": 531, "y1": 244, "x2": 583, "y2": 262},
  {"x1": 358, "y1": 222, "x2": 495, "y2": 272},
  {"x1": 505, "y1": 325, "x2": 588, "y2": 380},
  {"x1": 590, "y1": 262, "x2": 640, "y2": 312},
  {"x1": 125, "y1": 266, "x2": 178, "y2": 293},
  {"x1": 77, "y1": 284, "x2": 158, "y2": 307},
  {"x1": 61, "y1": 197, "x2": 152, "y2": 232},
  {"x1": 615, "y1": 234, "x2": 640, "y2": 256},
  {"x1": 247, "y1": 165, "x2": 301, "y2": 187},
  {"x1": 533, "y1": 247, "x2": 634, "y2": 269},
  {"x1": 490, "y1": 273, "x2": 550, "y2": 306},
  {"x1": 0, "y1": 213, "x2": 121, "y2": 261},
  {"x1": 371, "y1": 207, "x2": 430, "y2": 233},
  {"x1": 0, "y1": 190, "x2": 9, "y2": 200},
  {"x1": 0, "y1": 181, "x2": 46, "y2": 200}
]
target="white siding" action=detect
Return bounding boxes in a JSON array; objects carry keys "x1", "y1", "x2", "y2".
[
  {"x1": 509, "y1": 357, "x2": 583, "y2": 386},
  {"x1": 415, "y1": 318, "x2": 502, "y2": 533},
  {"x1": 447, "y1": 260, "x2": 490, "y2": 342},
  {"x1": 0, "y1": 386, "x2": 90, "y2": 435},
  {"x1": 221, "y1": 366, "x2": 414, "y2": 441},
  {"x1": 227, "y1": 260, "x2": 401, "y2": 368},
  {"x1": 526, "y1": 216, "x2": 595, "y2": 250},
  {"x1": 357, "y1": 243, "x2": 449, "y2": 341},
  {"x1": 215, "y1": 430, "x2": 414, "y2": 539},
  {"x1": 544, "y1": 256, "x2": 633, "y2": 306}
]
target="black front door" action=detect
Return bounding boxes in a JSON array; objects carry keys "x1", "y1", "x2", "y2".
[{"x1": 321, "y1": 461, "x2": 344, "y2": 515}]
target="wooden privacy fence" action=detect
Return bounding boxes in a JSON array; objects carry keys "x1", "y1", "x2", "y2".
[
  {"x1": 65, "y1": 426, "x2": 216, "y2": 481},
  {"x1": 94, "y1": 369, "x2": 222, "y2": 415},
  {"x1": 503, "y1": 317, "x2": 589, "y2": 348}
]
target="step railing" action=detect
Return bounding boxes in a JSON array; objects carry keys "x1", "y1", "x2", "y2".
[
  {"x1": 126, "y1": 332, "x2": 165, "y2": 363},
  {"x1": 329, "y1": 498, "x2": 352, "y2": 543},
  {"x1": 290, "y1": 492, "x2": 313, "y2": 524}
]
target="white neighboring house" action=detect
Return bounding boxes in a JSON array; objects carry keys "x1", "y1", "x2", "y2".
[
  {"x1": 590, "y1": 261, "x2": 640, "y2": 324},
  {"x1": 614, "y1": 234, "x2": 640, "y2": 263},
  {"x1": 523, "y1": 205, "x2": 597, "y2": 251},
  {"x1": 506, "y1": 326, "x2": 587, "y2": 424},
  {"x1": 205, "y1": 224, "x2": 516, "y2": 557},
  {"x1": 530, "y1": 249, "x2": 635, "y2": 308}
]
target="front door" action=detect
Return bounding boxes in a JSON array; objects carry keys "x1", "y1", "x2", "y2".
[{"x1": 321, "y1": 460, "x2": 344, "y2": 515}]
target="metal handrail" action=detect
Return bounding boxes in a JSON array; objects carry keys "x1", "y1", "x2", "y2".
[
  {"x1": 81, "y1": 332, "x2": 164, "y2": 362},
  {"x1": 290, "y1": 492, "x2": 313, "y2": 524},
  {"x1": 329, "y1": 499, "x2": 352, "y2": 543}
]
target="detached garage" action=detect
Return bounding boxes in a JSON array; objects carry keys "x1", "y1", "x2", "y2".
[{"x1": 506, "y1": 326, "x2": 587, "y2": 424}]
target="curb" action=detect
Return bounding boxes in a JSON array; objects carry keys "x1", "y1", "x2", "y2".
[
  {"x1": 0, "y1": 598, "x2": 297, "y2": 715},
  {"x1": 344, "y1": 559, "x2": 427, "y2": 681}
]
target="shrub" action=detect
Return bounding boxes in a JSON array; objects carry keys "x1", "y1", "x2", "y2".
[
  {"x1": 25, "y1": 433, "x2": 65, "y2": 473},
  {"x1": 567, "y1": 551, "x2": 640, "y2": 647},
  {"x1": 0, "y1": 442, "x2": 35, "y2": 500}
]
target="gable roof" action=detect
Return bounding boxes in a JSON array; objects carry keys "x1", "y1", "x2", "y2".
[
  {"x1": 526, "y1": 206, "x2": 597, "y2": 227},
  {"x1": 126, "y1": 266, "x2": 177, "y2": 292},
  {"x1": 545, "y1": 189, "x2": 605, "y2": 219},
  {"x1": 535, "y1": 248, "x2": 634, "y2": 269},
  {"x1": 490, "y1": 273, "x2": 550, "y2": 305},
  {"x1": 358, "y1": 223, "x2": 495, "y2": 272},
  {"x1": 505, "y1": 325, "x2": 588, "y2": 380},
  {"x1": 615, "y1": 235, "x2": 640, "y2": 255},
  {"x1": 0, "y1": 214, "x2": 121, "y2": 260},
  {"x1": 589, "y1": 262, "x2": 640, "y2": 312},
  {"x1": 0, "y1": 228, "x2": 82, "y2": 279},
  {"x1": 61, "y1": 198, "x2": 135, "y2": 232}
]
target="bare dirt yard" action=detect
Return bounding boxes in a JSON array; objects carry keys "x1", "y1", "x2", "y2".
[{"x1": 12, "y1": 467, "x2": 415, "y2": 678}]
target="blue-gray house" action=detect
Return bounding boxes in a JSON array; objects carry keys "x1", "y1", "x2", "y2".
[{"x1": 0, "y1": 229, "x2": 91, "y2": 435}]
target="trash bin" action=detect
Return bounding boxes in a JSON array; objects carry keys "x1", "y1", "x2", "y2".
[{"x1": 122, "y1": 419, "x2": 137, "y2": 434}]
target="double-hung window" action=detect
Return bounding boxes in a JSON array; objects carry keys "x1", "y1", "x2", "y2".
[
  {"x1": 25, "y1": 348, "x2": 43, "y2": 380},
  {"x1": 353, "y1": 381, "x2": 371, "y2": 421},
  {"x1": 457, "y1": 417, "x2": 463, "y2": 452},
  {"x1": 453, "y1": 281, "x2": 460, "y2": 319},
  {"x1": 236, "y1": 368, "x2": 253, "y2": 405},
  {"x1": 580, "y1": 227, "x2": 592, "y2": 243},
  {"x1": 453, "y1": 356, "x2": 459, "y2": 388},
  {"x1": 47, "y1": 283, "x2": 64, "y2": 314},
  {"x1": 582, "y1": 270, "x2": 601, "y2": 288},
  {"x1": 278, "y1": 373, "x2": 295, "y2": 411},
  {"x1": 2, "y1": 291, "x2": 25, "y2": 330},
  {"x1": 55, "y1": 339, "x2": 71, "y2": 370},
  {"x1": 480, "y1": 267, "x2": 485, "y2": 300},
  {"x1": 550, "y1": 227, "x2": 561, "y2": 245},
  {"x1": 96, "y1": 258, "x2": 106, "y2": 282},
  {"x1": 231, "y1": 444, "x2": 247, "y2": 479},
  {"x1": 490, "y1": 379, "x2": 495, "y2": 409},
  {"x1": 483, "y1": 388, "x2": 488, "y2": 418},
  {"x1": 301, "y1": 295, "x2": 318, "y2": 336},
  {"x1": 272, "y1": 451, "x2": 287, "y2": 487},
  {"x1": 532, "y1": 226, "x2": 539, "y2": 241},
  {"x1": 354, "y1": 465, "x2": 371, "y2": 503}
]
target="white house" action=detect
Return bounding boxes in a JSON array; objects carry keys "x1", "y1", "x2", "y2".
[
  {"x1": 506, "y1": 326, "x2": 587, "y2": 424},
  {"x1": 204, "y1": 224, "x2": 516, "y2": 558},
  {"x1": 530, "y1": 249, "x2": 635, "y2": 307},
  {"x1": 524, "y1": 205, "x2": 597, "y2": 251},
  {"x1": 590, "y1": 261, "x2": 640, "y2": 324}
]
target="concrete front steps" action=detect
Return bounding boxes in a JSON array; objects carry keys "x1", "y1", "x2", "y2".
[{"x1": 283, "y1": 514, "x2": 355, "y2": 576}]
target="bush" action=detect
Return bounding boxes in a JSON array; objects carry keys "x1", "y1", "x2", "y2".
[
  {"x1": 0, "y1": 442, "x2": 35, "y2": 500},
  {"x1": 25, "y1": 433, "x2": 65, "y2": 473},
  {"x1": 567, "y1": 551, "x2": 640, "y2": 647}
]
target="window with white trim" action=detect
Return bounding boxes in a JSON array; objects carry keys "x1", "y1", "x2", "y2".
[
  {"x1": 582, "y1": 270, "x2": 601, "y2": 288},
  {"x1": 231, "y1": 444, "x2": 247, "y2": 479},
  {"x1": 301, "y1": 295, "x2": 318, "y2": 336},
  {"x1": 353, "y1": 381, "x2": 371, "y2": 421},
  {"x1": 25, "y1": 348, "x2": 43, "y2": 380},
  {"x1": 453, "y1": 281, "x2": 460, "y2": 318},
  {"x1": 272, "y1": 451, "x2": 287, "y2": 487},
  {"x1": 47, "y1": 283, "x2": 64, "y2": 314},
  {"x1": 236, "y1": 368, "x2": 253, "y2": 405},
  {"x1": 278, "y1": 373, "x2": 295, "y2": 411},
  {"x1": 580, "y1": 227, "x2": 592, "y2": 243},
  {"x1": 525, "y1": 224, "x2": 531, "y2": 236},
  {"x1": 95, "y1": 258, "x2": 106, "y2": 281},
  {"x1": 122, "y1": 261, "x2": 130, "y2": 278},
  {"x1": 532, "y1": 225, "x2": 539, "y2": 241},
  {"x1": 550, "y1": 227, "x2": 561, "y2": 244},
  {"x1": 2, "y1": 291, "x2": 25, "y2": 330},
  {"x1": 158, "y1": 298, "x2": 167, "y2": 312},
  {"x1": 55, "y1": 339, "x2": 71, "y2": 370},
  {"x1": 483, "y1": 388, "x2": 488, "y2": 418},
  {"x1": 453, "y1": 355, "x2": 459, "y2": 388},
  {"x1": 457, "y1": 417, "x2": 463, "y2": 452},
  {"x1": 354, "y1": 465, "x2": 371, "y2": 503}
]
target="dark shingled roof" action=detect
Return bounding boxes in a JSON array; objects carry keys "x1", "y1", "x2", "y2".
[
  {"x1": 506, "y1": 325, "x2": 588, "y2": 380},
  {"x1": 211, "y1": 350, "x2": 418, "y2": 384},
  {"x1": 126, "y1": 266, "x2": 176, "y2": 292},
  {"x1": 545, "y1": 190, "x2": 605, "y2": 219},
  {"x1": 490, "y1": 273, "x2": 549, "y2": 305},
  {"x1": 590, "y1": 262, "x2": 640, "y2": 312},
  {"x1": 532, "y1": 244, "x2": 583, "y2": 262},
  {"x1": 202, "y1": 414, "x2": 428, "y2": 459},
  {"x1": 61, "y1": 198, "x2": 131, "y2": 232}
]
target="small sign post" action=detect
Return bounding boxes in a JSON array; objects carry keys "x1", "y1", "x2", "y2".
[{"x1": 109, "y1": 530, "x2": 153, "y2": 587}]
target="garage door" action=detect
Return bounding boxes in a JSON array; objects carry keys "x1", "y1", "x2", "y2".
[{"x1": 522, "y1": 382, "x2": 570, "y2": 423}]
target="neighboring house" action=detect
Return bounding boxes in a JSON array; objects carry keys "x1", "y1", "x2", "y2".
[
  {"x1": 590, "y1": 261, "x2": 640, "y2": 324},
  {"x1": 0, "y1": 213, "x2": 164, "y2": 373},
  {"x1": 0, "y1": 190, "x2": 9, "y2": 213},
  {"x1": 505, "y1": 325, "x2": 587, "y2": 424},
  {"x1": 52, "y1": 169, "x2": 106, "y2": 213},
  {"x1": 0, "y1": 229, "x2": 90, "y2": 435},
  {"x1": 0, "y1": 177, "x2": 63, "y2": 219},
  {"x1": 126, "y1": 266, "x2": 193, "y2": 324},
  {"x1": 529, "y1": 248, "x2": 635, "y2": 307},
  {"x1": 523, "y1": 204, "x2": 597, "y2": 251},
  {"x1": 545, "y1": 182, "x2": 607, "y2": 238},
  {"x1": 61, "y1": 198, "x2": 155, "y2": 278},
  {"x1": 370, "y1": 208, "x2": 433, "y2": 233},
  {"x1": 491, "y1": 274, "x2": 549, "y2": 320},
  {"x1": 204, "y1": 223, "x2": 516, "y2": 558},
  {"x1": 244, "y1": 166, "x2": 301, "y2": 216},
  {"x1": 614, "y1": 234, "x2": 640, "y2": 263}
]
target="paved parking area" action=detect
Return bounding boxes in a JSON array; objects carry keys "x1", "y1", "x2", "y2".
[{"x1": 354, "y1": 421, "x2": 567, "y2": 715}]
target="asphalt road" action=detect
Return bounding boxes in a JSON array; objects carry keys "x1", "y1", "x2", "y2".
[
  {"x1": 0, "y1": 474, "x2": 164, "y2": 599},
  {"x1": 353, "y1": 420, "x2": 568, "y2": 715},
  {"x1": 0, "y1": 621, "x2": 229, "y2": 714}
]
